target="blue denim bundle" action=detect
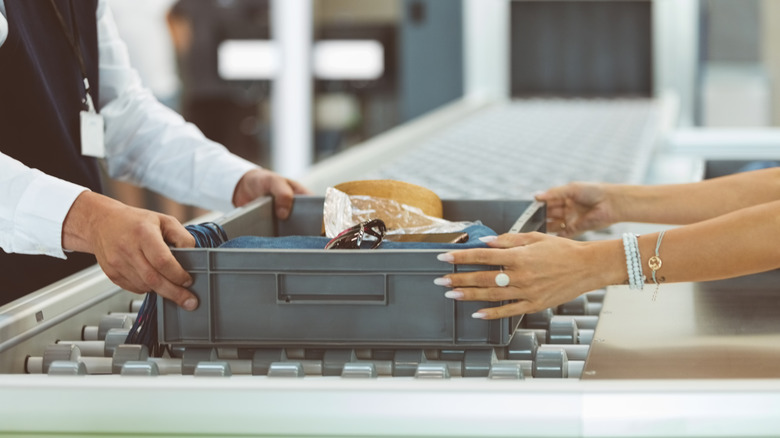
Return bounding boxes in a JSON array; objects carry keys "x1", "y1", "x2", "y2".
[
  {"x1": 126, "y1": 222, "x2": 231, "y2": 356},
  {"x1": 218, "y1": 223, "x2": 497, "y2": 250}
]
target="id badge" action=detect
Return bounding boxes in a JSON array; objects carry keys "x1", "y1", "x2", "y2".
[{"x1": 80, "y1": 110, "x2": 105, "y2": 158}]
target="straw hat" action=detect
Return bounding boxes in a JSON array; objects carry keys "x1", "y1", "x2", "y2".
[{"x1": 333, "y1": 180, "x2": 443, "y2": 219}]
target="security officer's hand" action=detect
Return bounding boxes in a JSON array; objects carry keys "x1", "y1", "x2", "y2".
[
  {"x1": 62, "y1": 191, "x2": 199, "y2": 310},
  {"x1": 232, "y1": 168, "x2": 311, "y2": 219}
]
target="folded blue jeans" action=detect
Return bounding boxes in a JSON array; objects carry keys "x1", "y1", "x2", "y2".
[{"x1": 219, "y1": 223, "x2": 497, "y2": 250}]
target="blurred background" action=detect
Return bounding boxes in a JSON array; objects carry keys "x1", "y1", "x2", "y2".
[{"x1": 102, "y1": 0, "x2": 780, "y2": 220}]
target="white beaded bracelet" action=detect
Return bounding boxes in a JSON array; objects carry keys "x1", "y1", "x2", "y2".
[
  {"x1": 631, "y1": 234, "x2": 645, "y2": 288},
  {"x1": 629, "y1": 233, "x2": 644, "y2": 289},
  {"x1": 622, "y1": 232, "x2": 645, "y2": 290},
  {"x1": 622, "y1": 233, "x2": 633, "y2": 287}
]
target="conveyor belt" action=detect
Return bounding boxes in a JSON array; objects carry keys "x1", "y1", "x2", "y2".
[
  {"x1": 22, "y1": 290, "x2": 603, "y2": 379},
  {"x1": 5, "y1": 98, "x2": 780, "y2": 436},
  {"x1": 365, "y1": 99, "x2": 659, "y2": 199},
  {"x1": 4, "y1": 275, "x2": 780, "y2": 437},
  {"x1": 303, "y1": 98, "x2": 666, "y2": 198}
]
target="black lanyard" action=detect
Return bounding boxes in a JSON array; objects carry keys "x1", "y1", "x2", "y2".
[{"x1": 48, "y1": 0, "x2": 92, "y2": 111}]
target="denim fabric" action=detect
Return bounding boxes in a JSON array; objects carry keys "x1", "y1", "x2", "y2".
[
  {"x1": 219, "y1": 223, "x2": 497, "y2": 250},
  {"x1": 185, "y1": 223, "x2": 229, "y2": 247},
  {"x1": 125, "y1": 222, "x2": 228, "y2": 355}
]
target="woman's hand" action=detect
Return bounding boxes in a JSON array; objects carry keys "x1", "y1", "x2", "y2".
[
  {"x1": 535, "y1": 182, "x2": 617, "y2": 238},
  {"x1": 434, "y1": 232, "x2": 623, "y2": 319}
]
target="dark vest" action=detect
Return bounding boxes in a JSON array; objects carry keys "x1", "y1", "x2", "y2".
[{"x1": 0, "y1": 0, "x2": 102, "y2": 304}]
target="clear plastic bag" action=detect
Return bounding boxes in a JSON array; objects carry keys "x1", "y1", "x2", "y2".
[{"x1": 323, "y1": 187, "x2": 476, "y2": 238}]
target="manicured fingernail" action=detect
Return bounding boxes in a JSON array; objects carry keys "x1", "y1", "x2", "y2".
[
  {"x1": 183, "y1": 298, "x2": 198, "y2": 311},
  {"x1": 437, "y1": 253, "x2": 454, "y2": 263},
  {"x1": 182, "y1": 279, "x2": 193, "y2": 288},
  {"x1": 277, "y1": 208, "x2": 289, "y2": 219},
  {"x1": 444, "y1": 290, "x2": 463, "y2": 299},
  {"x1": 471, "y1": 312, "x2": 487, "y2": 319},
  {"x1": 433, "y1": 277, "x2": 451, "y2": 287},
  {"x1": 479, "y1": 235, "x2": 497, "y2": 243}
]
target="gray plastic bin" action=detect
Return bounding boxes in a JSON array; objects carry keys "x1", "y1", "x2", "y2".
[{"x1": 161, "y1": 196, "x2": 545, "y2": 348}]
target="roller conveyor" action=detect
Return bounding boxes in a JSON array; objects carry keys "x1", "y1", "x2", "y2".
[
  {"x1": 3, "y1": 98, "x2": 780, "y2": 436},
  {"x1": 5, "y1": 274, "x2": 780, "y2": 437},
  {"x1": 22, "y1": 290, "x2": 603, "y2": 379}
]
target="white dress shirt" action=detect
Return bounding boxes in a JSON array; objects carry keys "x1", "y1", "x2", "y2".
[{"x1": 0, "y1": 0, "x2": 258, "y2": 258}]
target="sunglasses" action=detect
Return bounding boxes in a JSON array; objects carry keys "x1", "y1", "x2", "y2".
[{"x1": 325, "y1": 219, "x2": 387, "y2": 250}]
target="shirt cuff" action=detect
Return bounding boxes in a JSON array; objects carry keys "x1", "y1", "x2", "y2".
[
  {"x1": 14, "y1": 172, "x2": 89, "y2": 258},
  {"x1": 0, "y1": 12, "x2": 7, "y2": 49}
]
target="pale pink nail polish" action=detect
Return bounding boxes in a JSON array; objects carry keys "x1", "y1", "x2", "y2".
[
  {"x1": 437, "y1": 253, "x2": 454, "y2": 263},
  {"x1": 434, "y1": 277, "x2": 452, "y2": 287}
]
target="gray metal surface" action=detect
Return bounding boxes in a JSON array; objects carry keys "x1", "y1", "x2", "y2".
[{"x1": 585, "y1": 271, "x2": 780, "y2": 379}]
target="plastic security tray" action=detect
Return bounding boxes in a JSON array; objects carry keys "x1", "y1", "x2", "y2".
[{"x1": 161, "y1": 196, "x2": 545, "y2": 348}]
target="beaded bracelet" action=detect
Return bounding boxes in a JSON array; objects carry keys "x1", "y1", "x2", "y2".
[
  {"x1": 622, "y1": 232, "x2": 645, "y2": 290},
  {"x1": 629, "y1": 233, "x2": 645, "y2": 289}
]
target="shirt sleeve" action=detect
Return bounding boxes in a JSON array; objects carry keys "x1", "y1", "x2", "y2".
[
  {"x1": 0, "y1": 2, "x2": 8, "y2": 48},
  {"x1": 0, "y1": 1, "x2": 87, "y2": 258},
  {"x1": 0, "y1": 154, "x2": 88, "y2": 258},
  {"x1": 95, "y1": 0, "x2": 258, "y2": 213}
]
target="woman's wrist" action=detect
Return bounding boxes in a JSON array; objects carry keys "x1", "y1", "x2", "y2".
[
  {"x1": 603, "y1": 184, "x2": 636, "y2": 225},
  {"x1": 587, "y1": 238, "x2": 629, "y2": 288}
]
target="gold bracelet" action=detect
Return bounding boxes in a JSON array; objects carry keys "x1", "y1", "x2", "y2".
[{"x1": 648, "y1": 230, "x2": 665, "y2": 301}]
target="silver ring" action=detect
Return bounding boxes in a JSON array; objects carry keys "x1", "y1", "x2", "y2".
[{"x1": 495, "y1": 272, "x2": 510, "y2": 287}]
